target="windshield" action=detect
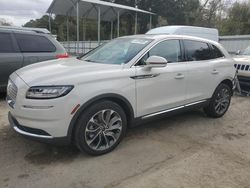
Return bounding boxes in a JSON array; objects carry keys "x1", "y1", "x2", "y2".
[
  {"x1": 81, "y1": 38, "x2": 152, "y2": 64},
  {"x1": 241, "y1": 46, "x2": 250, "y2": 55}
]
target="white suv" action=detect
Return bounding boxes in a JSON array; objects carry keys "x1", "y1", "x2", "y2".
[{"x1": 7, "y1": 35, "x2": 236, "y2": 155}]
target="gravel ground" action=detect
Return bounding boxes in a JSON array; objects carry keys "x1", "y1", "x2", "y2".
[{"x1": 0, "y1": 94, "x2": 250, "y2": 188}]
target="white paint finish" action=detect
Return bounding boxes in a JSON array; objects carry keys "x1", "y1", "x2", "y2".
[
  {"x1": 135, "y1": 62, "x2": 188, "y2": 117},
  {"x1": 8, "y1": 35, "x2": 236, "y2": 139},
  {"x1": 185, "y1": 59, "x2": 216, "y2": 102}
]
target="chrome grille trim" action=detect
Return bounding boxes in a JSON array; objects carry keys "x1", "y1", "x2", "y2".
[
  {"x1": 234, "y1": 64, "x2": 250, "y2": 71},
  {"x1": 7, "y1": 79, "x2": 18, "y2": 106}
]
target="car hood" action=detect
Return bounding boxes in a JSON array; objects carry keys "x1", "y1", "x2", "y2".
[
  {"x1": 233, "y1": 55, "x2": 250, "y2": 63},
  {"x1": 15, "y1": 58, "x2": 123, "y2": 86}
]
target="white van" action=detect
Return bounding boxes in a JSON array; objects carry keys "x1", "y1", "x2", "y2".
[{"x1": 146, "y1": 25, "x2": 219, "y2": 42}]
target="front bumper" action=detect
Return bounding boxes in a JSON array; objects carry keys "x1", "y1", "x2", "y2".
[
  {"x1": 7, "y1": 72, "x2": 80, "y2": 144},
  {"x1": 238, "y1": 76, "x2": 250, "y2": 90},
  {"x1": 8, "y1": 112, "x2": 70, "y2": 145}
]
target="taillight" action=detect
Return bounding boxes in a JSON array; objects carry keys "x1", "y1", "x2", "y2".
[{"x1": 56, "y1": 53, "x2": 69, "y2": 59}]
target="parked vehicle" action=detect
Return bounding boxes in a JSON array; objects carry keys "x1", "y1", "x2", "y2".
[
  {"x1": 234, "y1": 46, "x2": 250, "y2": 90},
  {"x1": 0, "y1": 26, "x2": 68, "y2": 92},
  {"x1": 146, "y1": 25, "x2": 219, "y2": 42},
  {"x1": 7, "y1": 35, "x2": 236, "y2": 155}
]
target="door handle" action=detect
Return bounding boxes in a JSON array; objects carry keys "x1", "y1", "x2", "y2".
[
  {"x1": 212, "y1": 69, "x2": 219, "y2": 75},
  {"x1": 175, "y1": 73, "x2": 184, "y2": 79}
]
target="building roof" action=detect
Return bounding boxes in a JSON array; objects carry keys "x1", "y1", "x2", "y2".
[{"x1": 47, "y1": 0, "x2": 155, "y2": 21}]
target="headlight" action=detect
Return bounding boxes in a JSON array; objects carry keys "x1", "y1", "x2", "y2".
[{"x1": 26, "y1": 86, "x2": 74, "y2": 99}]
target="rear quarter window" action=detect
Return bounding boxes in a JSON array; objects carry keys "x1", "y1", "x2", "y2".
[
  {"x1": 0, "y1": 32, "x2": 16, "y2": 53},
  {"x1": 14, "y1": 33, "x2": 56, "y2": 53}
]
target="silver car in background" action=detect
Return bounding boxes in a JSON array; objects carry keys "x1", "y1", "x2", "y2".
[{"x1": 0, "y1": 26, "x2": 68, "y2": 92}]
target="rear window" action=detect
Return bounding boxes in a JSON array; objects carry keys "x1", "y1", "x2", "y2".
[
  {"x1": 183, "y1": 40, "x2": 211, "y2": 61},
  {"x1": 14, "y1": 33, "x2": 56, "y2": 53},
  {"x1": 0, "y1": 32, "x2": 16, "y2": 53}
]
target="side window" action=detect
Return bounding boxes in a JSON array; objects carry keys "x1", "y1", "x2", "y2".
[
  {"x1": 137, "y1": 40, "x2": 182, "y2": 65},
  {"x1": 210, "y1": 44, "x2": 224, "y2": 59},
  {"x1": 14, "y1": 33, "x2": 56, "y2": 53},
  {"x1": 0, "y1": 33, "x2": 16, "y2": 53},
  {"x1": 149, "y1": 40, "x2": 182, "y2": 63},
  {"x1": 183, "y1": 40, "x2": 211, "y2": 61}
]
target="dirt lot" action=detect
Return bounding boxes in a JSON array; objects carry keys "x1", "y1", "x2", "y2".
[{"x1": 1, "y1": 94, "x2": 250, "y2": 188}]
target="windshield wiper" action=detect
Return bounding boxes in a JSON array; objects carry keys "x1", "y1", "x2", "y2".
[{"x1": 84, "y1": 59, "x2": 92, "y2": 62}]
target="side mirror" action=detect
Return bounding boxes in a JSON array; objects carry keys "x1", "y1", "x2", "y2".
[
  {"x1": 236, "y1": 50, "x2": 241, "y2": 55},
  {"x1": 145, "y1": 56, "x2": 168, "y2": 68}
]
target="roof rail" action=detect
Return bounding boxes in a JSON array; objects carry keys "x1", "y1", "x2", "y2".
[{"x1": 0, "y1": 26, "x2": 50, "y2": 34}]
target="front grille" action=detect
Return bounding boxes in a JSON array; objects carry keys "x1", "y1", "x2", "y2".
[
  {"x1": 7, "y1": 80, "x2": 18, "y2": 105},
  {"x1": 234, "y1": 64, "x2": 250, "y2": 71}
]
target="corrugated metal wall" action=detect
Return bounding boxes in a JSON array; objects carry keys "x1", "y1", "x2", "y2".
[{"x1": 219, "y1": 35, "x2": 250, "y2": 54}]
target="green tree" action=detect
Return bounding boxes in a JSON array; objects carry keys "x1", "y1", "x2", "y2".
[
  {"x1": 220, "y1": 2, "x2": 250, "y2": 35},
  {"x1": 24, "y1": 15, "x2": 50, "y2": 29},
  {"x1": 105, "y1": 0, "x2": 201, "y2": 33},
  {"x1": 0, "y1": 18, "x2": 12, "y2": 26}
]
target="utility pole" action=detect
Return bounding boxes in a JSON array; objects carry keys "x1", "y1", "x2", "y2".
[
  {"x1": 134, "y1": 0, "x2": 138, "y2": 34},
  {"x1": 135, "y1": 0, "x2": 137, "y2": 7}
]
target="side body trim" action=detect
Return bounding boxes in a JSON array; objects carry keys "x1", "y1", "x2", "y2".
[
  {"x1": 130, "y1": 74, "x2": 160, "y2": 80},
  {"x1": 142, "y1": 100, "x2": 207, "y2": 119}
]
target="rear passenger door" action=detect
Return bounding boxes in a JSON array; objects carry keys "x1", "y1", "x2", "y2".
[
  {"x1": 183, "y1": 40, "x2": 218, "y2": 103},
  {"x1": 13, "y1": 33, "x2": 57, "y2": 66},
  {"x1": 0, "y1": 31, "x2": 23, "y2": 90}
]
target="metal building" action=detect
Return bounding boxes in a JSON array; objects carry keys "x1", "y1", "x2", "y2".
[
  {"x1": 219, "y1": 35, "x2": 250, "y2": 54},
  {"x1": 47, "y1": 0, "x2": 155, "y2": 54}
]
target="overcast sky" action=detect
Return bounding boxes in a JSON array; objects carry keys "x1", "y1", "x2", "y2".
[{"x1": 0, "y1": 0, "x2": 53, "y2": 26}]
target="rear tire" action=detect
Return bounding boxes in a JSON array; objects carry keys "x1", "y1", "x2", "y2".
[
  {"x1": 204, "y1": 83, "x2": 232, "y2": 118},
  {"x1": 74, "y1": 100, "x2": 127, "y2": 155}
]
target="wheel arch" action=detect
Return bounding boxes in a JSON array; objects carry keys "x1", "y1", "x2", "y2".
[
  {"x1": 209, "y1": 78, "x2": 234, "y2": 100},
  {"x1": 220, "y1": 79, "x2": 233, "y2": 90},
  {"x1": 67, "y1": 93, "x2": 135, "y2": 141}
]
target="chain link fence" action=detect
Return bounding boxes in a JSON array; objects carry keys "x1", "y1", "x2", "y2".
[{"x1": 61, "y1": 40, "x2": 109, "y2": 55}]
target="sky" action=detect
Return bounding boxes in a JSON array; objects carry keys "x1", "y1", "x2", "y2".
[{"x1": 0, "y1": 0, "x2": 53, "y2": 26}]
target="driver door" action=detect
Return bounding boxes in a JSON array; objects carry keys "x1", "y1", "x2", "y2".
[{"x1": 134, "y1": 39, "x2": 188, "y2": 117}]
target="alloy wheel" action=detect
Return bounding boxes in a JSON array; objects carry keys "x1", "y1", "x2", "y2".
[
  {"x1": 214, "y1": 88, "x2": 230, "y2": 115},
  {"x1": 84, "y1": 109, "x2": 123, "y2": 151}
]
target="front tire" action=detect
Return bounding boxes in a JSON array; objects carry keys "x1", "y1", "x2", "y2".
[
  {"x1": 74, "y1": 100, "x2": 127, "y2": 155},
  {"x1": 204, "y1": 83, "x2": 232, "y2": 118}
]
